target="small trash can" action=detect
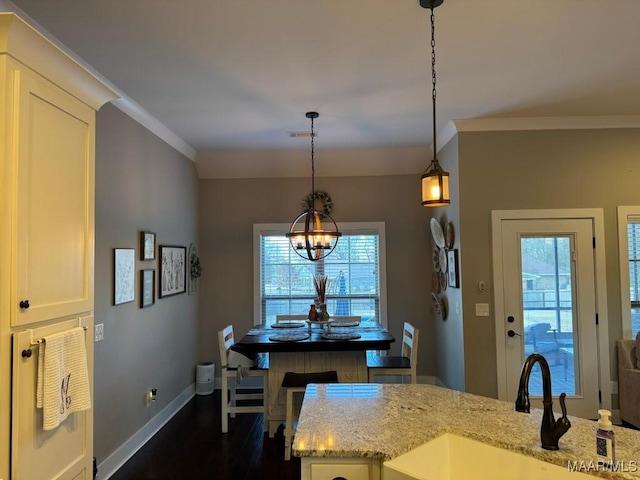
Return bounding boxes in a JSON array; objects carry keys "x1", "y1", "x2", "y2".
[{"x1": 196, "y1": 362, "x2": 215, "y2": 396}]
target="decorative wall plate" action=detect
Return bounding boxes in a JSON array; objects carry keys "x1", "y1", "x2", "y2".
[
  {"x1": 433, "y1": 248, "x2": 441, "y2": 272},
  {"x1": 431, "y1": 292, "x2": 443, "y2": 318},
  {"x1": 438, "y1": 248, "x2": 448, "y2": 273},
  {"x1": 432, "y1": 270, "x2": 441, "y2": 293},
  {"x1": 430, "y1": 218, "x2": 445, "y2": 248},
  {"x1": 444, "y1": 222, "x2": 455, "y2": 249},
  {"x1": 439, "y1": 272, "x2": 447, "y2": 292}
]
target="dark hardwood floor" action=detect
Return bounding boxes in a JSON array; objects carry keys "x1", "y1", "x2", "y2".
[{"x1": 107, "y1": 391, "x2": 300, "y2": 480}]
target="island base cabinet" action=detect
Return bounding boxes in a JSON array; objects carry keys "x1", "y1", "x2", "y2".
[{"x1": 301, "y1": 457, "x2": 381, "y2": 480}]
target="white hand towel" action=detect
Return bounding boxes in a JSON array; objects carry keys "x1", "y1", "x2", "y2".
[{"x1": 36, "y1": 327, "x2": 91, "y2": 430}]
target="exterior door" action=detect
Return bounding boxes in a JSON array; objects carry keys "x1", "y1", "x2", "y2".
[{"x1": 496, "y1": 217, "x2": 599, "y2": 419}]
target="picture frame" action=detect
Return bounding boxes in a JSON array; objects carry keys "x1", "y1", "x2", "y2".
[
  {"x1": 447, "y1": 249, "x2": 460, "y2": 288},
  {"x1": 140, "y1": 269, "x2": 155, "y2": 308},
  {"x1": 159, "y1": 245, "x2": 186, "y2": 298},
  {"x1": 114, "y1": 248, "x2": 135, "y2": 305},
  {"x1": 141, "y1": 231, "x2": 156, "y2": 261}
]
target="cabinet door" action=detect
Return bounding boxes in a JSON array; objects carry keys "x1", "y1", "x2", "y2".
[
  {"x1": 310, "y1": 463, "x2": 370, "y2": 480},
  {"x1": 12, "y1": 67, "x2": 95, "y2": 325},
  {"x1": 11, "y1": 316, "x2": 94, "y2": 480}
]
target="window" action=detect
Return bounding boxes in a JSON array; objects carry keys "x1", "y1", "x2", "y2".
[
  {"x1": 253, "y1": 222, "x2": 386, "y2": 327},
  {"x1": 617, "y1": 207, "x2": 640, "y2": 338}
]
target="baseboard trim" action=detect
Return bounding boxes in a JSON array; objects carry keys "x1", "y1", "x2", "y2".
[{"x1": 97, "y1": 384, "x2": 195, "y2": 479}]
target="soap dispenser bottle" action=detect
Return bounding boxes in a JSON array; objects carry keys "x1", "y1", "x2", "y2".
[{"x1": 596, "y1": 409, "x2": 615, "y2": 467}]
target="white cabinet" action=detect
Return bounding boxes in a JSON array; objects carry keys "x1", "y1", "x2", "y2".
[
  {"x1": 0, "y1": 12, "x2": 117, "y2": 480},
  {"x1": 11, "y1": 59, "x2": 96, "y2": 326},
  {"x1": 11, "y1": 317, "x2": 94, "y2": 480},
  {"x1": 301, "y1": 457, "x2": 381, "y2": 480}
]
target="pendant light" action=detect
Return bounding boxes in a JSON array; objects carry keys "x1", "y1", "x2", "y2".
[
  {"x1": 420, "y1": 0, "x2": 450, "y2": 207},
  {"x1": 286, "y1": 112, "x2": 342, "y2": 261}
]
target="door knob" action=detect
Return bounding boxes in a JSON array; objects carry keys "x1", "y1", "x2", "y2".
[
  {"x1": 19, "y1": 300, "x2": 30, "y2": 309},
  {"x1": 507, "y1": 330, "x2": 522, "y2": 337},
  {"x1": 507, "y1": 315, "x2": 515, "y2": 323}
]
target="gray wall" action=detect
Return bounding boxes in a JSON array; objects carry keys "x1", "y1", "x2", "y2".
[
  {"x1": 94, "y1": 104, "x2": 200, "y2": 463},
  {"x1": 91, "y1": 108, "x2": 640, "y2": 465},
  {"x1": 431, "y1": 138, "x2": 466, "y2": 392},
  {"x1": 197, "y1": 175, "x2": 436, "y2": 380},
  {"x1": 455, "y1": 128, "x2": 640, "y2": 399}
]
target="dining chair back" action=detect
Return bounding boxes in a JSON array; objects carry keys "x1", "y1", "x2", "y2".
[
  {"x1": 218, "y1": 325, "x2": 269, "y2": 433},
  {"x1": 275, "y1": 314, "x2": 308, "y2": 323},
  {"x1": 281, "y1": 371, "x2": 339, "y2": 461},
  {"x1": 367, "y1": 322, "x2": 419, "y2": 384}
]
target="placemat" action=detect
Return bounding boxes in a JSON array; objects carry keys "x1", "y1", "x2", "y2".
[
  {"x1": 269, "y1": 332, "x2": 310, "y2": 342},
  {"x1": 270, "y1": 322, "x2": 306, "y2": 329},
  {"x1": 330, "y1": 321, "x2": 360, "y2": 328},
  {"x1": 321, "y1": 332, "x2": 361, "y2": 341}
]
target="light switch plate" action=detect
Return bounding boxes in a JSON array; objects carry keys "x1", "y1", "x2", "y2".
[{"x1": 475, "y1": 303, "x2": 490, "y2": 317}]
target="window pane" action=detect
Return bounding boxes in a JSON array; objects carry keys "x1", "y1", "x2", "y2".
[
  {"x1": 260, "y1": 230, "x2": 380, "y2": 325},
  {"x1": 628, "y1": 223, "x2": 640, "y2": 337}
]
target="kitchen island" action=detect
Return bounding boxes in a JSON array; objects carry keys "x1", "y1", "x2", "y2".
[
  {"x1": 293, "y1": 383, "x2": 640, "y2": 480},
  {"x1": 233, "y1": 323, "x2": 394, "y2": 435}
]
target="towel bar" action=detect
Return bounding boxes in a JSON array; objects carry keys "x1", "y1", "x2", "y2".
[{"x1": 21, "y1": 325, "x2": 88, "y2": 359}]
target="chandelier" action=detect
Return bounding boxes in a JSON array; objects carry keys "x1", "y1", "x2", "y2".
[
  {"x1": 420, "y1": 0, "x2": 450, "y2": 207},
  {"x1": 286, "y1": 112, "x2": 342, "y2": 261}
]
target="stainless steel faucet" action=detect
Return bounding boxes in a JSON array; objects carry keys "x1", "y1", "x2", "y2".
[{"x1": 515, "y1": 353, "x2": 571, "y2": 450}]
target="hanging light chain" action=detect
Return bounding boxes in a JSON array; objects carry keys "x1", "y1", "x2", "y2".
[
  {"x1": 430, "y1": 6, "x2": 437, "y2": 157},
  {"x1": 310, "y1": 115, "x2": 315, "y2": 202}
]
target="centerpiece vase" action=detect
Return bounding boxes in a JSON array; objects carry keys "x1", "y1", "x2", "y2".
[
  {"x1": 319, "y1": 303, "x2": 330, "y2": 321},
  {"x1": 308, "y1": 304, "x2": 318, "y2": 322}
]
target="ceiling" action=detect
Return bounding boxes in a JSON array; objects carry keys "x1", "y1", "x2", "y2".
[{"x1": 4, "y1": 0, "x2": 640, "y2": 178}]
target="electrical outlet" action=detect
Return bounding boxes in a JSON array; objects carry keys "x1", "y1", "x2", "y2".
[
  {"x1": 145, "y1": 389, "x2": 157, "y2": 407},
  {"x1": 95, "y1": 323, "x2": 104, "y2": 342}
]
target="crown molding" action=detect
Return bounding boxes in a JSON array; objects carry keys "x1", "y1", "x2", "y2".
[
  {"x1": 0, "y1": 12, "x2": 118, "y2": 110},
  {"x1": 438, "y1": 116, "x2": 640, "y2": 153},
  {"x1": 0, "y1": 2, "x2": 196, "y2": 162}
]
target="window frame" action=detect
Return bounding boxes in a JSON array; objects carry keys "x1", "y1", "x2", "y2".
[
  {"x1": 253, "y1": 222, "x2": 387, "y2": 327},
  {"x1": 617, "y1": 206, "x2": 640, "y2": 339}
]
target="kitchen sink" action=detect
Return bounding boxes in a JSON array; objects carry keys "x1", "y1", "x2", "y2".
[{"x1": 383, "y1": 433, "x2": 592, "y2": 479}]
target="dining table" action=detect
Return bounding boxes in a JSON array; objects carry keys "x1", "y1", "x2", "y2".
[{"x1": 232, "y1": 321, "x2": 395, "y2": 436}]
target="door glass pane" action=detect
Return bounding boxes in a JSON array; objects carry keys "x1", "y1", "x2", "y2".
[{"x1": 521, "y1": 236, "x2": 578, "y2": 396}]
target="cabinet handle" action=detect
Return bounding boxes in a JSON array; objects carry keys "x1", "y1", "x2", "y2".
[
  {"x1": 332, "y1": 478, "x2": 347, "y2": 480},
  {"x1": 19, "y1": 300, "x2": 30, "y2": 309}
]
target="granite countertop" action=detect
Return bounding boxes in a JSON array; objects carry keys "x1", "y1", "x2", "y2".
[{"x1": 292, "y1": 383, "x2": 640, "y2": 479}]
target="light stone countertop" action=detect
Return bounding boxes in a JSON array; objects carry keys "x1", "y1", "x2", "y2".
[{"x1": 292, "y1": 383, "x2": 640, "y2": 479}]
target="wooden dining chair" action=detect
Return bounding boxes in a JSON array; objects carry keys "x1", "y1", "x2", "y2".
[
  {"x1": 218, "y1": 325, "x2": 269, "y2": 433},
  {"x1": 281, "y1": 371, "x2": 339, "y2": 461},
  {"x1": 367, "y1": 322, "x2": 419, "y2": 384}
]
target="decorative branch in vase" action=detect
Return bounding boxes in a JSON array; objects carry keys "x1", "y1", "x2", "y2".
[{"x1": 313, "y1": 275, "x2": 330, "y2": 321}]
